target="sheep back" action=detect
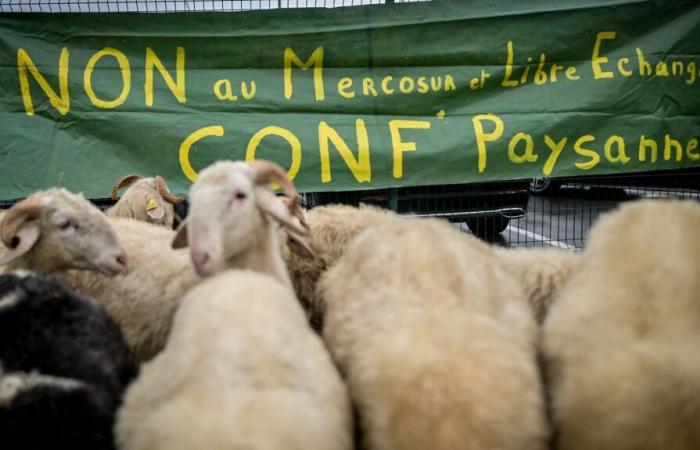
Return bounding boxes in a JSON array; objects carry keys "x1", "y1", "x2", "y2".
[
  {"x1": 543, "y1": 199, "x2": 700, "y2": 450},
  {"x1": 117, "y1": 269, "x2": 352, "y2": 450},
  {"x1": 320, "y1": 218, "x2": 548, "y2": 450}
]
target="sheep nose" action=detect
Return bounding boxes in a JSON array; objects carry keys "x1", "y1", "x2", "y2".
[
  {"x1": 98, "y1": 249, "x2": 128, "y2": 276},
  {"x1": 116, "y1": 252, "x2": 127, "y2": 268}
]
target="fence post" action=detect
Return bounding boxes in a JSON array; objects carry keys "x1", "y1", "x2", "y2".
[{"x1": 388, "y1": 188, "x2": 398, "y2": 211}]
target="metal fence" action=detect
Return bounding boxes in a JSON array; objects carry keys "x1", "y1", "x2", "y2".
[
  {"x1": 5, "y1": 170, "x2": 698, "y2": 250},
  {"x1": 0, "y1": 0, "x2": 427, "y2": 13},
  {"x1": 491, "y1": 170, "x2": 700, "y2": 249},
  {"x1": 302, "y1": 169, "x2": 700, "y2": 249},
  {"x1": 1, "y1": 0, "x2": 699, "y2": 249}
]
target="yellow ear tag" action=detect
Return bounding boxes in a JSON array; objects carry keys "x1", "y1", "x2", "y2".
[{"x1": 146, "y1": 199, "x2": 158, "y2": 211}]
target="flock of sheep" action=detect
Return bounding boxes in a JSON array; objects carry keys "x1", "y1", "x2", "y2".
[{"x1": 0, "y1": 159, "x2": 698, "y2": 450}]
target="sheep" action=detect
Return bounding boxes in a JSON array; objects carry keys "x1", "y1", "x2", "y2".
[
  {"x1": 116, "y1": 271, "x2": 353, "y2": 450},
  {"x1": 107, "y1": 174, "x2": 184, "y2": 228},
  {"x1": 170, "y1": 159, "x2": 312, "y2": 284},
  {"x1": 0, "y1": 270, "x2": 132, "y2": 450},
  {"x1": 0, "y1": 188, "x2": 199, "y2": 365},
  {"x1": 542, "y1": 199, "x2": 700, "y2": 450},
  {"x1": 63, "y1": 218, "x2": 199, "y2": 365},
  {"x1": 283, "y1": 203, "x2": 578, "y2": 331},
  {"x1": 283, "y1": 203, "x2": 400, "y2": 330},
  {"x1": 319, "y1": 217, "x2": 548, "y2": 450},
  {"x1": 117, "y1": 159, "x2": 352, "y2": 450},
  {"x1": 0, "y1": 188, "x2": 127, "y2": 275}
]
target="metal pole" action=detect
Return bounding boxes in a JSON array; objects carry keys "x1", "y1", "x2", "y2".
[{"x1": 388, "y1": 188, "x2": 399, "y2": 211}]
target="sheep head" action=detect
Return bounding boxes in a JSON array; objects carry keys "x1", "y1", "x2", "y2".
[
  {"x1": 171, "y1": 160, "x2": 311, "y2": 277},
  {"x1": 109, "y1": 174, "x2": 184, "y2": 227},
  {"x1": 0, "y1": 188, "x2": 127, "y2": 275}
]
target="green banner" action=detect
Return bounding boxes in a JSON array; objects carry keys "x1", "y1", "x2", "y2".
[{"x1": 0, "y1": 0, "x2": 699, "y2": 199}]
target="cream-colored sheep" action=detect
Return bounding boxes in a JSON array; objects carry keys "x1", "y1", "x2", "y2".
[
  {"x1": 107, "y1": 174, "x2": 183, "y2": 228},
  {"x1": 283, "y1": 203, "x2": 400, "y2": 329},
  {"x1": 543, "y1": 199, "x2": 700, "y2": 450},
  {"x1": 117, "y1": 160, "x2": 352, "y2": 450},
  {"x1": 284, "y1": 203, "x2": 577, "y2": 330},
  {"x1": 117, "y1": 270, "x2": 352, "y2": 450},
  {"x1": 0, "y1": 189, "x2": 198, "y2": 365},
  {"x1": 319, "y1": 217, "x2": 548, "y2": 450}
]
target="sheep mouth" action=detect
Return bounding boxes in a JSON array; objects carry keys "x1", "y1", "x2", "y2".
[{"x1": 95, "y1": 260, "x2": 126, "y2": 276}]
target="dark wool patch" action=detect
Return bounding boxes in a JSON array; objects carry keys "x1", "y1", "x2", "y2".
[{"x1": 0, "y1": 271, "x2": 134, "y2": 450}]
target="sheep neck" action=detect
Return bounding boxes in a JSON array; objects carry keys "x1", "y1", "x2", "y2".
[
  {"x1": 5, "y1": 252, "x2": 56, "y2": 274},
  {"x1": 225, "y1": 224, "x2": 292, "y2": 289}
]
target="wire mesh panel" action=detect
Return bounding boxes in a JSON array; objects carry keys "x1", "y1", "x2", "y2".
[
  {"x1": 460, "y1": 170, "x2": 700, "y2": 249},
  {"x1": 303, "y1": 169, "x2": 700, "y2": 250},
  {"x1": 0, "y1": 0, "x2": 428, "y2": 13}
]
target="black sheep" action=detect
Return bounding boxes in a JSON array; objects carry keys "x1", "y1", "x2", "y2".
[{"x1": 0, "y1": 271, "x2": 133, "y2": 450}]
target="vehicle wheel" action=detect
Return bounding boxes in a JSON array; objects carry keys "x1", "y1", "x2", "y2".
[
  {"x1": 466, "y1": 216, "x2": 510, "y2": 238},
  {"x1": 528, "y1": 178, "x2": 560, "y2": 195}
]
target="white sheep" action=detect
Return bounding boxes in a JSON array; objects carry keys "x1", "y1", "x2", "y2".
[
  {"x1": 542, "y1": 199, "x2": 700, "y2": 450},
  {"x1": 107, "y1": 174, "x2": 184, "y2": 228},
  {"x1": 117, "y1": 160, "x2": 352, "y2": 450},
  {"x1": 117, "y1": 271, "x2": 352, "y2": 450},
  {"x1": 0, "y1": 189, "x2": 127, "y2": 275},
  {"x1": 171, "y1": 160, "x2": 311, "y2": 284},
  {"x1": 0, "y1": 188, "x2": 199, "y2": 365},
  {"x1": 319, "y1": 217, "x2": 548, "y2": 450}
]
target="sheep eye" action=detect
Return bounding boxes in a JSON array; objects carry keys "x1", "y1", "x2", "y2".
[
  {"x1": 234, "y1": 191, "x2": 247, "y2": 201},
  {"x1": 58, "y1": 220, "x2": 71, "y2": 230}
]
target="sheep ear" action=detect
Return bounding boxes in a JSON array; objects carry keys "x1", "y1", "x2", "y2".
[
  {"x1": 145, "y1": 198, "x2": 165, "y2": 220},
  {"x1": 0, "y1": 225, "x2": 40, "y2": 265},
  {"x1": 287, "y1": 229, "x2": 314, "y2": 259},
  {"x1": 1, "y1": 196, "x2": 43, "y2": 264},
  {"x1": 171, "y1": 219, "x2": 189, "y2": 249},
  {"x1": 256, "y1": 189, "x2": 308, "y2": 236}
]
